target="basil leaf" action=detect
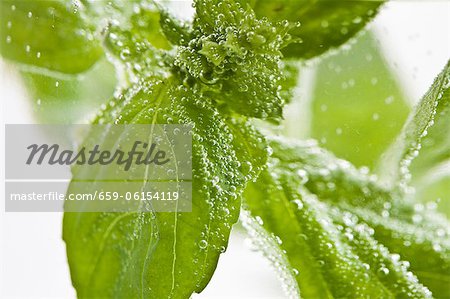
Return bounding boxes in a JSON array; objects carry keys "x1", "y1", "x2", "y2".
[
  {"x1": 63, "y1": 77, "x2": 268, "y2": 298},
  {"x1": 21, "y1": 59, "x2": 116, "y2": 124},
  {"x1": 380, "y1": 61, "x2": 450, "y2": 188},
  {"x1": 80, "y1": 0, "x2": 169, "y2": 48},
  {"x1": 409, "y1": 78, "x2": 450, "y2": 219},
  {"x1": 244, "y1": 173, "x2": 431, "y2": 298},
  {"x1": 310, "y1": 33, "x2": 410, "y2": 169},
  {"x1": 173, "y1": 0, "x2": 294, "y2": 120},
  {"x1": 84, "y1": 1, "x2": 174, "y2": 82},
  {"x1": 159, "y1": 9, "x2": 192, "y2": 46},
  {"x1": 0, "y1": 0, "x2": 102, "y2": 74},
  {"x1": 239, "y1": 0, "x2": 383, "y2": 59},
  {"x1": 409, "y1": 83, "x2": 450, "y2": 182},
  {"x1": 416, "y1": 176, "x2": 450, "y2": 218},
  {"x1": 244, "y1": 137, "x2": 450, "y2": 298}
]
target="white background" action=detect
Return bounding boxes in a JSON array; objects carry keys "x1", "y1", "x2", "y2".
[{"x1": 1, "y1": 1, "x2": 449, "y2": 298}]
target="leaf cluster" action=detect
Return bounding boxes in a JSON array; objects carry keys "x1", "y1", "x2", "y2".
[{"x1": 1, "y1": 0, "x2": 449, "y2": 298}]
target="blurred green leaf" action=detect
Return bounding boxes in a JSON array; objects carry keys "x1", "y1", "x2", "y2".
[
  {"x1": 0, "y1": 0, "x2": 102, "y2": 74},
  {"x1": 416, "y1": 176, "x2": 450, "y2": 218},
  {"x1": 21, "y1": 59, "x2": 117, "y2": 124},
  {"x1": 310, "y1": 33, "x2": 410, "y2": 169},
  {"x1": 239, "y1": 0, "x2": 382, "y2": 59}
]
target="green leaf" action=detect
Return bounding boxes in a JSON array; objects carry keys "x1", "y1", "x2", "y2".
[
  {"x1": 410, "y1": 83, "x2": 450, "y2": 216},
  {"x1": 244, "y1": 137, "x2": 450, "y2": 298},
  {"x1": 379, "y1": 61, "x2": 450, "y2": 187},
  {"x1": 238, "y1": 0, "x2": 383, "y2": 59},
  {"x1": 21, "y1": 59, "x2": 117, "y2": 124},
  {"x1": 416, "y1": 175, "x2": 450, "y2": 218},
  {"x1": 0, "y1": 0, "x2": 102, "y2": 74},
  {"x1": 171, "y1": 0, "x2": 294, "y2": 120},
  {"x1": 159, "y1": 9, "x2": 192, "y2": 46},
  {"x1": 86, "y1": 1, "x2": 174, "y2": 82},
  {"x1": 244, "y1": 173, "x2": 432, "y2": 298},
  {"x1": 409, "y1": 81, "x2": 450, "y2": 182},
  {"x1": 63, "y1": 77, "x2": 268, "y2": 298},
  {"x1": 310, "y1": 32, "x2": 410, "y2": 169},
  {"x1": 80, "y1": 0, "x2": 172, "y2": 51}
]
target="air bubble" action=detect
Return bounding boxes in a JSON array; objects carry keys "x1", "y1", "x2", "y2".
[
  {"x1": 378, "y1": 267, "x2": 389, "y2": 275},
  {"x1": 293, "y1": 199, "x2": 304, "y2": 210},
  {"x1": 321, "y1": 21, "x2": 329, "y2": 28},
  {"x1": 384, "y1": 96, "x2": 394, "y2": 105},
  {"x1": 372, "y1": 113, "x2": 379, "y2": 121},
  {"x1": 198, "y1": 240, "x2": 208, "y2": 249}
]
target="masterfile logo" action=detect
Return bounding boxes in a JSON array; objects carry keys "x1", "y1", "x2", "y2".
[{"x1": 5, "y1": 124, "x2": 192, "y2": 212}]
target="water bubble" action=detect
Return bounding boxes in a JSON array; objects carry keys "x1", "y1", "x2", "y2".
[
  {"x1": 353, "y1": 17, "x2": 362, "y2": 24},
  {"x1": 433, "y1": 243, "x2": 442, "y2": 252},
  {"x1": 255, "y1": 216, "x2": 264, "y2": 225},
  {"x1": 344, "y1": 231, "x2": 354, "y2": 241},
  {"x1": 275, "y1": 236, "x2": 282, "y2": 245},
  {"x1": 391, "y1": 253, "x2": 400, "y2": 263},
  {"x1": 372, "y1": 113, "x2": 379, "y2": 121},
  {"x1": 198, "y1": 239, "x2": 208, "y2": 249},
  {"x1": 384, "y1": 96, "x2": 394, "y2": 105},
  {"x1": 296, "y1": 169, "x2": 308, "y2": 184},
  {"x1": 378, "y1": 267, "x2": 389, "y2": 275},
  {"x1": 120, "y1": 48, "x2": 131, "y2": 60},
  {"x1": 293, "y1": 199, "x2": 304, "y2": 210}
]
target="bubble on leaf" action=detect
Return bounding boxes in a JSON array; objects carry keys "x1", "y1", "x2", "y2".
[{"x1": 198, "y1": 240, "x2": 208, "y2": 249}]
